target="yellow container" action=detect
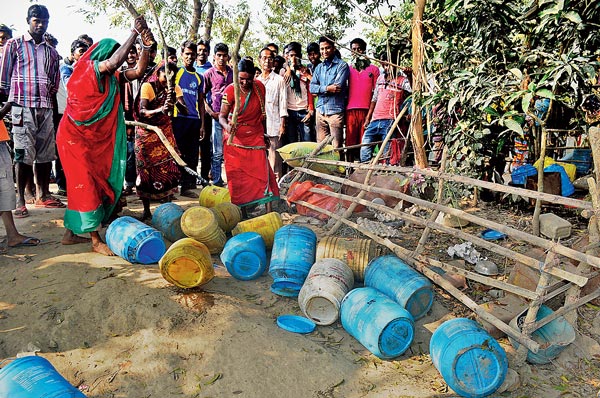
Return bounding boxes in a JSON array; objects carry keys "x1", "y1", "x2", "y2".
[
  {"x1": 231, "y1": 212, "x2": 283, "y2": 248},
  {"x1": 534, "y1": 156, "x2": 577, "y2": 182},
  {"x1": 199, "y1": 185, "x2": 231, "y2": 208},
  {"x1": 180, "y1": 206, "x2": 227, "y2": 254},
  {"x1": 159, "y1": 238, "x2": 215, "y2": 289},
  {"x1": 316, "y1": 237, "x2": 378, "y2": 282},
  {"x1": 210, "y1": 202, "x2": 242, "y2": 233}
]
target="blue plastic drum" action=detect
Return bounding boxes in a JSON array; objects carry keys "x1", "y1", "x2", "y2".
[
  {"x1": 430, "y1": 318, "x2": 508, "y2": 397},
  {"x1": 0, "y1": 356, "x2": 86, "y2": 398},
  {"x1": 341, "y1": 287, "x2": 414, "y2": 359},
  {"x1": 106, "y1": 216, "x2": 166, "y2": 264},
  {"x1": 220, "y1": 232, "x2": 267, "y2": 280},
  {"x1": 152, "y1": 203, "x2": 186, "y2": 242},
  {"x1": 269, "y1": 225, "x2": 317, "y2": 297},
  {"x1": 364, "y1": 255, "x2": 434, "y2": 320}
]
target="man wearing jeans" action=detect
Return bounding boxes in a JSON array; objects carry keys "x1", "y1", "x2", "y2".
[
  {"x1": 360, "y1": 51, "x2": 412, "y2": 163},
  {"x1": 203, "y1": 43, "x2": 232, "y2": 187},
  {"x1": 309, "y1": 36, "x2": 349, "y2": 149}
]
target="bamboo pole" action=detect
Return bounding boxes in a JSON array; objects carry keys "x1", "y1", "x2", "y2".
[
  {"x1": 297, "y1": 166, "x2": 600, "y2": 268},
  {"x1": 590, "y1": 127, "x2": 600, "y2": 183},
  {"x1": 227, "y1": 16, "x2": 250, "y2": 145},
  {"x1": 534, "y1": 288, "x2": 600, "y2": 331},
  {"x1": 410, "y1": 0, "x2": 429, "y2": 168},
  {"x1": 532, "y1": 127, "x2": 548, "y2": 236},
  {"x1": 415, "y1": 146, "x2": 448, "y2": 254},
  {"x1": 307, "y1": 186, "x2": 587, "y2": 286},
  {"x1": 295, "y1": 199, "x2": 541, "y2": 353},
  {"x1": 328, "y1": 105, "x2": 409, "y2": 235},
  {"x1": 303, "y1": 158, "x2": 592, "y2": 210},
  {"x1": 288, "y1": 135, "x2": 334, "y2": 186}
]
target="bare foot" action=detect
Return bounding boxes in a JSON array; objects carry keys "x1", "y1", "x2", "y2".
[
  {"x1": 61, "y1": 229, "x2": 92, "y2": 245},
  {"x1": 92, "y1": 241, "x2": 115, "y2": 256}
]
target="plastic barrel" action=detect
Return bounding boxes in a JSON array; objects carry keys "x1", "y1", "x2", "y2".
[
  {"x1": 298, "y1": 258, "x2": 354, "y2": 325},
  {"x1": 269, "y1": 225, "x2": 317, "y2": 297},
  {"x1": 430, "y1": 318, "x2": 508, "y2": 397},
  {"x1": 231, "y1": 212, "x2": 283, "y2": 248},
  {"x1": 106, "y1": 216, "x2": 166, "y2": 264},
  {"x1": 316, "y1": 236, "x2": 377, "y2": 282},
  {"x1": 152, "y1": 202, "x2": 186, "y2": 242},
  {"x1": 180, "y1": 206, "x2": 227, "y2": 254},
  {"x1": 198, "y1": 185, "x2": 231, "y2": 208},
  {"x1": 364, "y1": 255, "x2": 434, "y2": 320},
  {"x1": 341, "y1": 287, "x2": 414, "y2": 359},
  {"x1": 508, "y1": 305, "x2": 576, "y2": 364},
  {"x1": 159, "y1": 238, "x2": 215, "y2": 289},
  {"x1": 210, "y1": 202, "x2": 242, "y2": 233},
  {"x1": 220, "y1": 232, "x2": 267, "y2": 281},
  {"x1": 0, "y1": 356, "x2": 86, "y2": 398}
]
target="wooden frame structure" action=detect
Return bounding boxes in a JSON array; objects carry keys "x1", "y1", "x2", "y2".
[{"x1": 284, "y1": 126, "x2": 600, "y2": 363}]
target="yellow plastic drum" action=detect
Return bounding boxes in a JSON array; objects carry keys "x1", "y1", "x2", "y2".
[
  {"x1": 210, "y1": 202, "x2": 242, "y2": 233},
  {"x1": 316, "y1": 237, "x2": 378, "y2": 282},
  {"x1": 180, "y1": 206, "x2": 227, "y2": 254},
  {"x1": 159, "y1": 238, "x2": 215, "y2": 289},
  {"x1": 199, "y1": 185, "x2": 231, "y2": 208},
  {"x1": 231, "y1": 212, "x2": 283, "y2": 248}
]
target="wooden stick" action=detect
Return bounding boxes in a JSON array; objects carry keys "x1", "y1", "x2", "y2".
[
  {"x1": 329, "y1": 105, "x2": 409, "y2": 235},
  {"x1": 288, "y1": 135, "x2": 334, "y2": 186},
  {"x1": 588, "y1": 126, "x2": 600, "y2": 181},
  {"x1": 118, "y1": 0, "x2": 140, "y2": 17},
  {"x1": 299, "y1": 158, "x2": 592, "y2": 210},
  {"x1": 227, "y1": 16, "x2": 250, "y2": 145},
  {"x1": 295, "y1": 199, "x2": 541, "y2": 353},
  {"x1": 298, "y1": 166, "x2": 600, "y2": 268},
  {"x1": 415, "y1": 146, "x2": 448, "y2": 254},
  {"x1": 534, "y1": 288, "x2": 600, "y2": 331},
  {"x1": 532, "y1": 127, "x2": 548, "y2": 236},
  {"x1": 307, "y1": 186, "x2": 587, "y2": 287}
]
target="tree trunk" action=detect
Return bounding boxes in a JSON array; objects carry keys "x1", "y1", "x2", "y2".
[
  {"x1": 202, "y1": 0, "x2": 216, "y2": 44},
  {"x1": 188, "y1": 0, "x2": 204, "y2": 42},
  {"x1": 410, "y1": 0, "x2": 429, "y2": 169}
]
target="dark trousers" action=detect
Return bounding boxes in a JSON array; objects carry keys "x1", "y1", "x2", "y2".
[
  {"x1": 172, "y1": 117, "x2": 201, "y2": 191},
  {"x1": 199, "y1": 112, "x2": 212, "y2": 181},
  {"x1": 125, "y1": 139, "x2": 136, "y2": 188}
]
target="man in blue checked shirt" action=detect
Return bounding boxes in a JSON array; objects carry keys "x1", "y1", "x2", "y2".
[{"x1": 309, "y1": 36, "x2": 349, "y2": 149}]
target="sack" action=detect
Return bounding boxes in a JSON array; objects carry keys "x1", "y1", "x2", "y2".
[
  {"x1": 277, "y1": 142, "x2": 345, "y2": 175},
  {"x1": 287, "y1": 181, "x2": 347, "y2": 220}
]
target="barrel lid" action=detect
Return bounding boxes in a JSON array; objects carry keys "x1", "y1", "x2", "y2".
[
  {"x1": 277, "y1": 315, "x2": 316, "y2": 334},
  {"x1": 480, "y1": 228, "x2": 507, "y2": 241},
  {"x1": 270, "y1": 281, "x2": 302, "y2": 297}
]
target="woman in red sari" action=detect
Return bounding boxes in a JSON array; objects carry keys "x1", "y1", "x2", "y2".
[
  {"x1": 219, "y1": 58, "x2": 279, "y2": 211},
  {"x1": 57, "y1": 17, "x2": 154, "y2": 255},
  {"x1": 134, "y1": 61, "x2": 186, "y2": 220}
]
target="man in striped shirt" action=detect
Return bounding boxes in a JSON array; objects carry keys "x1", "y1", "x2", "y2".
[{"x1": 0, "y1": 4, "x2": 62, "y2": 218}]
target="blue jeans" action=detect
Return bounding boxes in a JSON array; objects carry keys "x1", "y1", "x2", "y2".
[
  {"x1": 360, "y1": 119, "x2": 394, "y2": 162},
  {"x1": 211, "y1": 119, "x2": 224, "y2": 185},
  {"x1": 286, "y1": 109, "x2": 311, "y2": 143}
]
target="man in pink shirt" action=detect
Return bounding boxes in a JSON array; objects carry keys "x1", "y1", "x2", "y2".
[
  {"x1": 360, "y1": 50, "x2": 411, "y2": 163},
  {"x1": 346, "y1": 38, "x2": 379, "y2": 162}
]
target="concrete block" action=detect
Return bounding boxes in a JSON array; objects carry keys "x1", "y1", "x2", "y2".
[{"x1": 539, "y1": 213, "x2": 572, "y2": 239}]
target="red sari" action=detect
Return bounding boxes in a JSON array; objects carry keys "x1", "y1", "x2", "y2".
[
  {"x1": 222, "y1": 81, "x2": 279, "y2": 206},
  {"x1": 57, "y1": 39, "x2": 126, "y2": 234}
]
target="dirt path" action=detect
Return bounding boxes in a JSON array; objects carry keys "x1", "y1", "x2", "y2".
[{"x1": 1, "y1": 191, "x2": 599, "y2": 397}]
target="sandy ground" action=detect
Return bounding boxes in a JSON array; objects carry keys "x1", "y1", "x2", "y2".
[{"x1": 1, "y1": 187, "x2": 600, "y2": 398}]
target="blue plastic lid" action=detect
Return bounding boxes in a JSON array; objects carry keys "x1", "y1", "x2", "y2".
[
  {"x1": 480, "y1": 228, "x2": 507, "y2": 241},
  {"x1": 270, "y1": 281, "x2": 302, "y2": 297},
  {"x1": 277, "y1": 315, "x2": 316, "y2": 334}
]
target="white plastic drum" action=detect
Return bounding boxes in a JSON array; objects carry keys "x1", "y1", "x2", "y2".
[{"x1": 298, "y1": 258, "x2": 354, "y2": 325}]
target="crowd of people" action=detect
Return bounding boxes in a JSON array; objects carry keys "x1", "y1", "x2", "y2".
[{"x1": 0, "y1": 4, "x2": 413, "y2": 256}]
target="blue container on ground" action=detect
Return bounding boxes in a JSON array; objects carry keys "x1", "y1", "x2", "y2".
[
  {"x1": 430, "y1": 318, "x2": 508, "y2": 398},
  {"x1": 340, "y1": 287, "x2": 414, "y2": 359},
  {"x1": 0, "y1": 356, "x2": 86, "y2": 397},
  {"x1": 364, "y1": 255, "x2": 434, "y2": 320},
  {"x1": 106, "y1": 216, "x2": 166, "y2": 264},
  {"x1": 220, "y1": 232, "x2": 267, "y2": 281},
  {"x1": 152, "y1": 203, "x2": 186, "y2": 242},
  {"x1": 511, "y1": 164, "x2": 537, "y2": 185},
  {"x1": 269, "y1": 225, "x2": 317, "y2": 297},
  {"x1": 508, "y1": 305, "x2": 576, "y2": 364},
  {"x1": 544, "y1": 164, "x2": 575, "y2": 196},
  {"x1": 560, "y1": 148, "x2": 592, "y2": 176}
]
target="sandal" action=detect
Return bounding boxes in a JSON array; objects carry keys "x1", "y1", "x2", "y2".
[
  {"x1": 35, "y1": 197, "x2": 66, "y2": 208},
  {"x1": 13, "y1": 206, "x2": 29, "y2": 218},
  {"x1": 8, "y1": 236, "x2": 41, "y2": 248}
]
